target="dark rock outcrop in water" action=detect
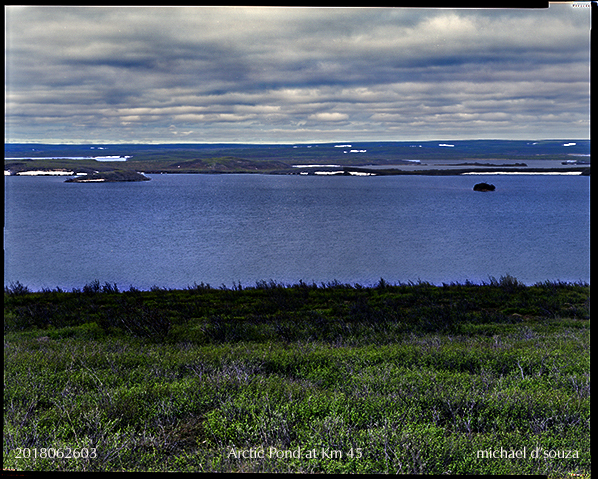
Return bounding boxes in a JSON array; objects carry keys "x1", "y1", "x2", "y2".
[
  {"x1": 65, "y1": 170, "x2": 150, "y2": 183},
  {"x1": 473, "y1": 182, "x2": 496, "y2": 192}
]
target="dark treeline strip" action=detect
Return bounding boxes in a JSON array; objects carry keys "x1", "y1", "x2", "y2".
[{"x1": 4, "y1": 277, "x2": 589, "y2": 344}]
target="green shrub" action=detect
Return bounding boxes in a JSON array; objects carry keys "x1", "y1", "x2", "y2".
[{"x1": 3, "y1": 280, "x2": 590, "y2": 473}]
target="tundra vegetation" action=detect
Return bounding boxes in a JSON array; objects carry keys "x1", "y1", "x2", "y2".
[
  {"x1": 3, "y1": 277, "x2": 590, "y2": 474},
  {"x1": 4, "y1": 141, "x2": 591, "y2": 176}
]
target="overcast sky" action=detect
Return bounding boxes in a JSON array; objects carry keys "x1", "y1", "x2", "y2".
[{"x1": 5, "y1": 5, "x2": 591, "y2": 144}]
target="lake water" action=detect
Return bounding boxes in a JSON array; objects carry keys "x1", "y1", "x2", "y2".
[{"x1": 4, "y1": 173, "x2": 590, "y2": 291}]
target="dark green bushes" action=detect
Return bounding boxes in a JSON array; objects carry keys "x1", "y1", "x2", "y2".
[
  {"x1": 4, "y1": 281, "x2": 31, "y2": 295},
  {"x1": 4, "y1": 278, "x2": 589, "y2": 343}
]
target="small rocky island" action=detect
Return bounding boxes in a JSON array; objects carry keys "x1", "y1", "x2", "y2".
[
  {"x1": 65, "y1": 170, "x2": 150, "y2": 183},
  {"x1": 473, "y1": 182, "x2": 496, "y2": 192}
]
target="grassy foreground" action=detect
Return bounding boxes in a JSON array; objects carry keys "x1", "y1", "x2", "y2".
[{"x1": 3, "y1": 277, "x2": 590, "y2": 474}]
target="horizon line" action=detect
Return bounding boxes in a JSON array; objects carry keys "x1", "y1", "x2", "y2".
[{"x1": 5, "y1": 138, "x2": 591, "y2": 146}]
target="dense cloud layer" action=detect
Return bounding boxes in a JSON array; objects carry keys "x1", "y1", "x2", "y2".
[{"x1": 5, "y1": 5, "x2": 591, "y2": 143}]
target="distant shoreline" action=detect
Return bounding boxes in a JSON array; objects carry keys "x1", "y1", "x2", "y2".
[
  {"x1": 5, "y1": 139, "x2": 590, "y2": 179},
  {"x1": 4, "y1": 166, "x2": 590, "y2": 178},
  {"x1": 139, "y1": 166, "x2": 590, "y2": 177}
]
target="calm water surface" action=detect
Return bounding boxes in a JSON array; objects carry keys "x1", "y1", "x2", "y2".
[{"x1": 4, "y1": 174, "x2": 589, "y2": 290}]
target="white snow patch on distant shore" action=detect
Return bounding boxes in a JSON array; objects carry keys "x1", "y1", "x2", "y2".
[
  {"x1": 15, "y1": 170, "x2": 74, "y2": 176},
  {"x1": 292, "y1": 164, "x2": 341, "y2": 168}
]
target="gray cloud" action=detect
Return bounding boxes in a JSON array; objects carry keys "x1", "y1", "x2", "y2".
[{"x1": 5, "y1": 5, "x2": 591, "y2": 143}]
